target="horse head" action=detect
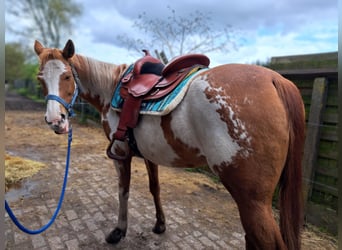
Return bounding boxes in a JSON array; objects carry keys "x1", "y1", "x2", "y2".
[{"x1": 34, "y1": 40, "x2": 78, "y2": 134}]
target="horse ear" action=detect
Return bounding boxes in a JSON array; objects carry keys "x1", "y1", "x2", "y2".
[
  {"x1": 62, "y1": 39, "x2": 75, "y2": 59},
  {"x1": 34, "y1": 40, "x2": 44, "y2": 55}
]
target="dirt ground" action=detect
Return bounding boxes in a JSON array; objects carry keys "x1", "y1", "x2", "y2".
[{"x1": 4, "y1": 92, "x2": 338, "y2": 249}]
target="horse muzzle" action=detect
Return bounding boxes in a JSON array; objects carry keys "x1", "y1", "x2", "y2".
[{"x1": 45, "y1": 114, "x2": 70, "y2": 134}]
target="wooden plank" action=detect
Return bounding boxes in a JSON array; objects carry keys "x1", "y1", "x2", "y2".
[
  {"x1": 322, "y1": 113, "x2": 338, "y2": 124},
  {"x1": 277, "y1": 68, "x2": 337, "y2": 79},
  {"x1": 312, "y1": 180, "x2": 338, "y2": 197},
  {"x1": 299, "y1": 89, "x2": 313, "y2": 96},
  {"x1": 318, "y1": 152, "x2": 338, "y2": 161},
  {"x1": 302, "y1": 77, "x2": 328, "y2": 216},
  {"x1": 316, "y1": 166, "x2": 338, "y2": 178},
  {"x1": 320, "y1": 129, "x2": 338, "y2": 142}
]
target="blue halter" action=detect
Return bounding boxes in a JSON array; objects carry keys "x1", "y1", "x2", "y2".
[{"x1": 45, "y1": 63, "x2": 80, "y2": 117}]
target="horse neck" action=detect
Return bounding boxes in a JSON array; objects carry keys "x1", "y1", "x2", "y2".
[{"x1": 71, "y1": 54, "x2": 128, "y2": 112}]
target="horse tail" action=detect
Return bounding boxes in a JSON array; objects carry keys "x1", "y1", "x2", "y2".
[{"x1": 272, "y1": 75, "x2": 305, "y2": 250}]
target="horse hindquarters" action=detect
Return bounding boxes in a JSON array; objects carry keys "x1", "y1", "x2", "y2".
[
  {"x1": 217, "y1": 74, "x2": 304, "y2": 250},
  {"x1": 194, "y1": 65, "x2": 302, "y2": 249}
]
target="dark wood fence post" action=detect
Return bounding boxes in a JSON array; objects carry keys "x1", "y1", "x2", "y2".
[{"x1": 302, "y1": 77, "x2": 328, "y2": 217}]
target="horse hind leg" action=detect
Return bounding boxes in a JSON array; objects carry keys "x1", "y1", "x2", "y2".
[
  {"x1": 106, "y1": 157, "x2": 132, "y2": 244},
  {"x1": 238, "y1": 201, "x2": 286, "y2": 250},
  {"x1": 218, "y1": 166, "x2": 286, "y2": 249},
  {"x1": 144, "y1": 159, "x2": 166, "y2": 234}
]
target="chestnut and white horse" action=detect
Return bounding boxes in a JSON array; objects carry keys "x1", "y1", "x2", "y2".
[{"x1": 34, "y1": 39, "x2": 305, "y2": 249}]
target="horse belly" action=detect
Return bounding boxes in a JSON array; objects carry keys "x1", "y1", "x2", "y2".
[{"x1": 134, "y1": 113, "x2": 207, "y2": 168}]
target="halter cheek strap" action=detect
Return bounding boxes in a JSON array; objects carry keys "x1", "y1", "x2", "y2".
[
  {"x1": 45, "y1": 63, "x2": 80, "y2": 117},
  {"x1": 45, "y1": 86, "x2": 79, "y2": 117}
]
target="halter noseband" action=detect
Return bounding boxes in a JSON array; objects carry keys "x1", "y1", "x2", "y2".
[{"x1": 45, "y1": 63, "x2": 80, "y2": 117}]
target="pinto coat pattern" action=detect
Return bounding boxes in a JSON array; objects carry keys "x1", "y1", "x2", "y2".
[{"x1": 34, "y1": 39, "x2": 305, "y2": 250}]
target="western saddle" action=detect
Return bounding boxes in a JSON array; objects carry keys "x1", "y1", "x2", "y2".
[{"x1": 113, "y1": 50, "x2": 210, "y2": 142}]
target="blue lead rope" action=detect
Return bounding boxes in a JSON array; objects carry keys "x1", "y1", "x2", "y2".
[{"x1": 5, "y1": 127, "x2": 73, "y2": 234}]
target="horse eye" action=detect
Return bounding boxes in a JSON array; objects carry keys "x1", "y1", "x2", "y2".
[{"x1": 65, "y1": 76, "x2": 71, "y2": 80}]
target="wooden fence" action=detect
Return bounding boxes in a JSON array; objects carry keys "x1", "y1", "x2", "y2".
[{"x1": 276, "y1": 67, "x2": 338, "y2": 235}]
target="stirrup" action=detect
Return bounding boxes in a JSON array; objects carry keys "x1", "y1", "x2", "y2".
[{"x1": 106, "y1": 137, "x2": 129, "y2": 161}]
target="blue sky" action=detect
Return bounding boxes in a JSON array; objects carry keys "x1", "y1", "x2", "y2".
[{"x1": 6, "y1": 0, "x2": 338, "y2": 67}]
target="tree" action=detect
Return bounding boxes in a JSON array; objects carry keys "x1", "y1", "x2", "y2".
[
  {"x1": 118, "y1": 7, "x2": 239, "y2": 62},
  {"x1": 5, "y1": 43, "x2": 26, "y2": 83},
  {"x1": 6, "y1": 0, "x2": 82, "y2": 48},
  {"x1": 6, "y1": 42, "x2": 44, "y2": 97}
]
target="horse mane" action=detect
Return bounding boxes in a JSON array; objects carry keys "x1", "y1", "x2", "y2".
[{"x1": 71, "y1": 54, "x2": 128, "y2": 106}]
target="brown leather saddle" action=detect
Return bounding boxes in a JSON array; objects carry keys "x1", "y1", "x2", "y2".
[{"x1": 113, "y1": 50, "x2": 210, "y2": 142}]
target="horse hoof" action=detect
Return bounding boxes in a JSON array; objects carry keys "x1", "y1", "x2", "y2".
[
  {"x1": 153, "y1": 223, "x2": 166, "y2": 234},
  {"x1": 106, "y1": 228, "x2": 126, "y2": 244}
]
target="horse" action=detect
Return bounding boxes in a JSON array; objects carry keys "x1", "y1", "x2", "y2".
[{"x1": 34, "y1": 39, "x2": 305, "y2": 250}]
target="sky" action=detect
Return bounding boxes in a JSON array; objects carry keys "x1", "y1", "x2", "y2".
[{"x1": 6, "y1": 0, "x2": 338, "y2": 67}]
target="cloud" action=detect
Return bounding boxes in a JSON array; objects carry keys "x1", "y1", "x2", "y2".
[
  {"x1": 7, "y1": 0, "x2": 336, "y2": 65},
  {"x1": 75, "y1": 0, "x2": 337, "y2": 52},
  {"x1": 217, "y1": 21, "x2": 338, "y2": 65}
]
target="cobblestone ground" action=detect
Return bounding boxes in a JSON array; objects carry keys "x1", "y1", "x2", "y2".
[
  {"x1": 5, "y1": 153, "x2": 244, "y2": 250},
  {"x1": 5, "y1": 92, "x2": 337, "y2": 249}
]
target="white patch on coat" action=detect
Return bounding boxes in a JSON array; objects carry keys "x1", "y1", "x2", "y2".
[
  {"x1": 170, "y1": 76, "x2": 242, "y2": 174},
  {"x1": 105, "y1": 110, "x2": 119, "y2": 137},
  {"x1": 106, "y1": 106, "x2": 177, "y2": 164},
  {"x1": 43, "y1": 60, "x2": 67, "y2": 122},
  {"x1": 106, "y1": 109, "x2": 131, "y2": 157},
  {"x1": 206, "y1": 84, "x2": 252, "y2": 152},
  {"x1": 134, "y1": 115, "x2": 179, "y2": 166}
]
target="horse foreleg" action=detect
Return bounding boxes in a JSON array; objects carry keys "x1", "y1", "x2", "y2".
[
  {"x1": 106, "y1": 157, "x2": 132, "y2": 244},
  {"x1": 144, "y1": 159, "x2": 166, "y2": 234}
]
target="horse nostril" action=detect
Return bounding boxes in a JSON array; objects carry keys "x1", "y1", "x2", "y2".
[{"x1": 45, "y1": 116, "x2": 52, "y2": 125}]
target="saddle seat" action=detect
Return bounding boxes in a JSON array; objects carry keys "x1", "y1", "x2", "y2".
[{"x1": 113, "y1": 50, "x2": 210, "y2": 142}]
